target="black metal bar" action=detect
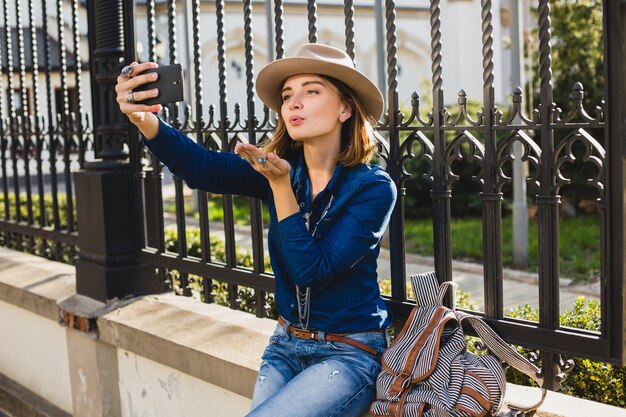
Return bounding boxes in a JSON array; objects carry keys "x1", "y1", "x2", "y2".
[
  {"x1": 536, "y1": 0, "x2": 560, "y2": 390},
  {"x1": 429, "y1": 0, "x2": 452, "y2": 284},
  {"x1": 478, "y1": 0, "x2": 503, "y2": 320},
  {"x1": 56, "y1": 0, "x2": 76, "y2": 261},
  {"x1": 344, "y1": 0, "x2": 356, "y2": 63},
  {"x1": 0, "y1": 219, "x2": 77, "y2": 245},
  {"x1": 0, "y1": 1, "x2": 7, "y2": 236},
  {"x1": 274, "y1": 0, "x2": 285, "y2": 60},
  {"x1": 306, "y1": 0, "x2": 318, "y2": 43},
  {"x1": 15, "y1": 0, "x2": 35, "y2": 253},
  {"x1": 164, "y1": 0, "x2": 190, "y2": 297},
  {"x1": 42, "y1": 0, "x2": 62, "y2": 259},
  {"x1": 214, "y1": 0, "x2": 238, "y2": 309},
  {"x1": 186, "y1": 0, "x2": 212, "y2": 304},
  {"x1": 28, "y1": 0, "x2": 47, "y2": 257},
  {"x1": 242, "y1": 0, "x2": 267, "y2": 318},
  {"x1": 142, "y1": 0, "x2": 166, "y2": 258},
  {"x1": 142, "y1": 0, "x2": 167, "y2": 301},
  {"x1": 71, "y1": 0, "x2": 86, "y2": 169},
  {"x1": 384, "y1": 0, "x2": 406, "y2": 302},
  {"x1": 3, "y1": 1, "x2": 22, "y2": 253},
  {"x1": 604, "y1": 0, "x2": 626, "y2": 365}
]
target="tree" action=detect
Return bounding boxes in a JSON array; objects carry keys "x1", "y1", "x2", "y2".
[
  {"x1": 527, "y1": 0, "x2": 605, "y2": 211},
  {"x1": 530, "y1": 0, "x2": 604, "y2": 116}
]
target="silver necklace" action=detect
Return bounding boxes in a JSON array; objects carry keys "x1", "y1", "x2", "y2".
[{"x1": 296, "y1": 194, "x2": 334, "y2": 330}]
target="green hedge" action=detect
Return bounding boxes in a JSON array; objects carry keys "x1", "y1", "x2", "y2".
[
  {"x1": 0, "y1": 193, "x2": 75, "y2": 262},
  {"x1": 0, "y1": 192, "x2": 75, "y2": 229},
  {"x1": 506, "y1": 298, "x2": 625, "y2": 407}
]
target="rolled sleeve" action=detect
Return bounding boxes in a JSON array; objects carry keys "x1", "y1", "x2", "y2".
[{"x1": 277, "y1": 211, "x2": 309, "y2": 240}]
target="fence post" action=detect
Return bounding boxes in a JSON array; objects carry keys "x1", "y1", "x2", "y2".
[
  {"x1": 605, "y1": 0, "x2": 626, "y2": 365},
  {"x1": 74, "y1": 0, "x2": 161, "y2": 301}
]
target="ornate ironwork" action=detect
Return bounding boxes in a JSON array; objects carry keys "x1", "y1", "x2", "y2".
[{"x1": 495, "y1": 130, "x2": 542, "y2": 193}]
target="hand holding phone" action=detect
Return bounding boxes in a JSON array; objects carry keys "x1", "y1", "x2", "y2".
[{"x1": 133, "y1": 63, "x2": 184, "y2": 105}]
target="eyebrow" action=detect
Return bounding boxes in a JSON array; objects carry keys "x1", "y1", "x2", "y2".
[{"x1": 281, "y1": 80, "x2": 326, "y2": 93}]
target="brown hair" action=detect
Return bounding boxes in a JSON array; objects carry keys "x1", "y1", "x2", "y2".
[{"x1": 260, "y1": 76, "x2": 378, "y2": 167}]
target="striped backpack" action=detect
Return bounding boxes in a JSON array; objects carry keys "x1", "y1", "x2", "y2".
[{"x1": 370, "y1": 271, "x2": 547, "y2": 417}]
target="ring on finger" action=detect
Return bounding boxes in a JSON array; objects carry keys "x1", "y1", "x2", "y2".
[
  {"x1": 127, "y1": 91, "x2": 135, "y2": 103},
  {"x1": 120, "y1": 65, "x2": 134, "y2": 79},
  {"x1": 257, "y1": 156, "x2": 266, "y2": 165}
]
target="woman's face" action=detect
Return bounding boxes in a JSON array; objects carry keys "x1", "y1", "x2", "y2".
[{"x1": 280, "y1": 74, "x2": 352, "y2": 143}]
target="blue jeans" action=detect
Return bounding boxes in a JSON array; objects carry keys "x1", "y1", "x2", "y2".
[{"x1": 247, "y1": 319, "x2": 387, "y2": 417}]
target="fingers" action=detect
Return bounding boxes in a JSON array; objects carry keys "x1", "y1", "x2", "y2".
[
  {"x1": 128, "y1": 88, "x2": 160, "y2": 103},
  {"x1": 125, "y1": 103, "x2": 163, "y2": 114},
  {"x1": 115, "y1": 61, "x2": 158, "y2": 97},
  {"x1": 235, "y1": 144, "x2": 263, "y2": 167},
  {"x1": 115, "y1": 73, "x2": 159, "y2": 97},
  {"x1": 123, "y1": 72, "x2": 159, "y2": 91},
  {"x1": 116, "y1": 61, "x2": 158, "y2": 82},
  {"x1": 115, "y1": 61, "x2": 162, "y2": 116},
  {"x1": 234, "y1": 144, "x2": 291, "y2": 177},
  {"x1": 267, "y1": 152, "x2": 291, "y2": 173}
]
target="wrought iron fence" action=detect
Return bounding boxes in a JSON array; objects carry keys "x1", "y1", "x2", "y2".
[
  {"x1": 0, "y1": 0, "x2": 92, "y2": 262},
  {"x1": 124, "y1": 0, "x2": 623, "y2": 390},
  {"x1": 0, "y1": 0, "x2": 623, "y2": 392}
]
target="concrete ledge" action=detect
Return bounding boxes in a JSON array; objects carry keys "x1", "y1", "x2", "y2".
[
  {"x1": 506, "y1": 384, "x2": 626, "y2": 417},
  {"x1": 0, "y1": 373, "x2": 71, "y2": 417},
  {"x1": 0, "y1": 248, "x2": 75, "y2": 321},
  {"x1": 97, "y1": 292, "x2": 276, "y2": 399}
]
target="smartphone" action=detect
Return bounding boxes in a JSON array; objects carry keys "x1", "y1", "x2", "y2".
[{"x1": 133, "y1": 63, "x2": 184, "y2": 105}]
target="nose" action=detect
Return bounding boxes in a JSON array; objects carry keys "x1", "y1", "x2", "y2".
[{"x1": 288, "y1": 93, "x2": 302, "y2": 110}]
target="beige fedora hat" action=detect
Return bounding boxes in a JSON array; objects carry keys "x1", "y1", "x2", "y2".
[{"x1": 256, "y1": 43, "x2": 384, "y2": 120}]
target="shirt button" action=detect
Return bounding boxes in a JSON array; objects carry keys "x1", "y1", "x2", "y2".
[{"x1": 290, "y1": 304, "x2": 295, "y2": 308}]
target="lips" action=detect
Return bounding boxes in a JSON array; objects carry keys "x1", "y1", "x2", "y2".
[{"x1": 289, "y1": 116, "x2": 304, "y2": 126}]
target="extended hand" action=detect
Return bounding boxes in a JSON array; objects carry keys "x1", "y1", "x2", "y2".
[
  {"x1": 234, "y1": 143, "x2": 291, "y2": 185},
  {"x1": 115, "y1": 61, "x2": 163, "y2": 124}
]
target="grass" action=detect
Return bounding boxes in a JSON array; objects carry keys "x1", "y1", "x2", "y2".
[{"x1": 403, "y1": 215, "x2": 601, "y2": 283}]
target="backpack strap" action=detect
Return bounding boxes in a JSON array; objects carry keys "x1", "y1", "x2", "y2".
[
  {"x1": 456, "y1": 310, "x2": 548, "y2": 414},
  {"x1": 385, "y1": 306, "x2": 454, "y2": 398},
  {"x1": 410, "y1": 271, "x2": 440, "y2": 306}
]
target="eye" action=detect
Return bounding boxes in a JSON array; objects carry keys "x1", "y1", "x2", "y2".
[
  {"x1": 306, "y1": 89, "x2": 319, "y2": 95},
  {"x1": 282, "y1": 94, "x2": 291, "y2": 102}
]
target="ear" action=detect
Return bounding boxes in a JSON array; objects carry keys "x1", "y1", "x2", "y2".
[{"x1": 338, "y1": 101, "x2": 353, "y2": 123}]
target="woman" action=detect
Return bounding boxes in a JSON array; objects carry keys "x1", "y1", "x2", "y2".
[{"x1": 116, "y1": 43, "x2": 397, "y2": 417}]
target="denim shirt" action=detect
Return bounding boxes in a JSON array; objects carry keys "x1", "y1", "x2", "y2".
[{"x1": 144, "y1": 119, "x2": 397, "y2": 333}]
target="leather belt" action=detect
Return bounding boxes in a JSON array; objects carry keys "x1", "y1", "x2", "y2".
[{"x1": 277, "y1": 316, "x2": 379, "y2": 356}]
